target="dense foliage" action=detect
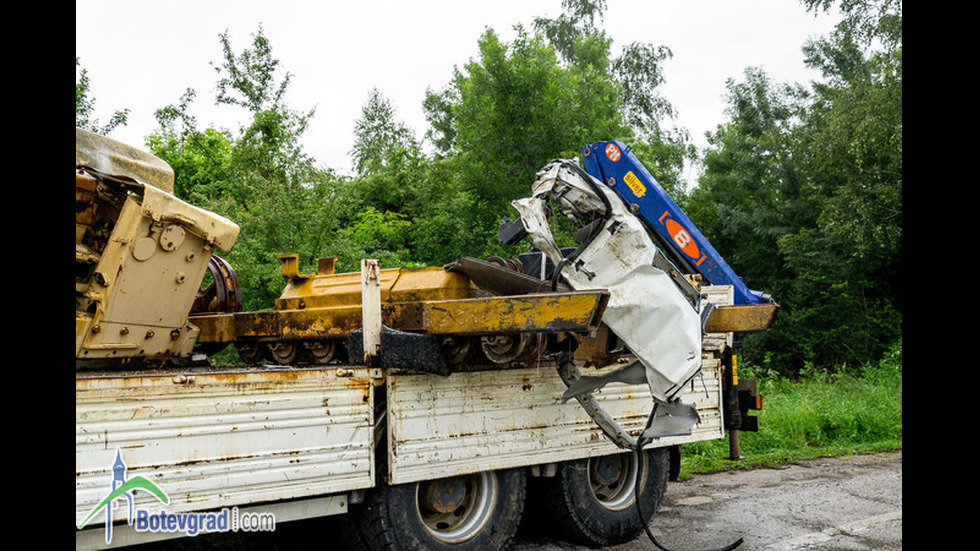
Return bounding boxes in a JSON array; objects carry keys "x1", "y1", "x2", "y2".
[
  {"x1": 683, "y1": 0, "x2": 902, "y2": 372},
  {"x1": 76, "y1": 0, "x2": 901, "y2": 374}
]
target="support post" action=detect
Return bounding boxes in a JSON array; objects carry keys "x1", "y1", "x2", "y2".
[
  {"x1": 361, "y1": 259, "x2": 381, "y2": 366},
  {"x1": 728, "y1": 429, "x2": 743, "y2": 461},
  {"x1": 723, "y1": 345, "x2": 745, "y2": 461}
]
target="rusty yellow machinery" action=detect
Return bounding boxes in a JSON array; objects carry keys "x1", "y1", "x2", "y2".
[
  {"x1": 75, "y1": 127, "x2": 775, "y2": 388},
  {"x1": 75, "y1": 128, "x2": 611, "y2": 373},
  {"x1": 75, "y1": 128, "x2": 241, "y2": 368},
  {"x1": 191, "y1": 254, "x2": 611, "y2": 372}
]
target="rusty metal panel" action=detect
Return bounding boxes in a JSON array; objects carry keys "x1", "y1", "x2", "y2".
[
  {"x1": 423, "y1": 291, "x2": 608, "y2": 335},
  {"x1": 276, "y1": 264, "x2": 476, "y2": 312},
  {"x1": 76, "y1": 127, "x2": 176, "y2": 193},
  {"x1": 195, "y1": 291, "x2": 608, "y2": 344},
  {"x1": 704, "y1": 303, "x2": 780, "y2": 333},
  {"x1": 386, "y1": 361, "x2": 723, "y2": 485},
  {"x1": 75, "y1": 168, "x2": 239, "y2": 363},
  {"x1": 75, "y1": 367, "x2": 374, "y2": 526}
]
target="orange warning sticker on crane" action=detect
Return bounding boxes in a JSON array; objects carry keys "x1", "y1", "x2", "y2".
[
  {"x1": 605, "y1": 143, "x2": 621, "y2": 162},
  {"x1": 659, "y1": 210, "x2": 706, "y2": 266}
]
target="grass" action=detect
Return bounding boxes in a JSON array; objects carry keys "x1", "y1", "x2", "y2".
[{"x1": 677, "y1": 340, "x2": 903, "y2": 479}]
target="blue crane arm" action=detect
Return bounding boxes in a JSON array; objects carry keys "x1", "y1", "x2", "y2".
[{"x1": 581, "y1": 140, "x2": 765, "y2": 305}]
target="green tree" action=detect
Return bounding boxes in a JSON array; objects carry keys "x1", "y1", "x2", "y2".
[
  {"x1": 533, "y1": 0, "x2": 674, "y2": 135},
  {"x1": 691, "y1": 0, "x2": 901, "y2": 371},
  {"x1": 533, "y1": 0, "x2": 694, "y2": 195},
  {"x1": 76, "y1": 57, "x2": 129, "y2": 134},
  {"x1": 349, "y1": 86, "x2": 483, "y2": 266},
  {"x1": 350, "y1": 87, "x2": 420, "y2": 177},
  {"x1": 423, "y1": 26, "x2": 622, "y2": 220},
  {"x1": 687, "y1": 67, "x2": 815, "y2": 293},
  {"x1": 146, "y1": 89, "x2": 238, "y2": 202},
  {"x1": 212, "y1": 25, "x2": 319, "y2": 188},
  {"x1": 776, "y1": 0, "x2": 902, "y2": 368},
  {"x1": 418, "y1": 0, "x2": 693, "y2": 257},
  {"x1": 145, "y1": 26, "x2": 348, "y2": 310},
  {"x1": 422, "y1": 77, "x2": 460, "y2": 157},
  {"x1": 453, "y1": 26, "x2": 626, "y2": 209}
]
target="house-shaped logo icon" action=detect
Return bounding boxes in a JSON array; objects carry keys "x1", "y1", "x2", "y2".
[{"x1": 78, "y1": 449, "x2": 170, "y2": 544}]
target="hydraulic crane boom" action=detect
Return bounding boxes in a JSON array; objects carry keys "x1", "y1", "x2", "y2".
[{"x1": 581, "y1": 141, "x2": 767, "y2": 306}]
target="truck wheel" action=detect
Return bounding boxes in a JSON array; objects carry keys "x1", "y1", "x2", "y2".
[
  {"x1": 343, "y1": 468, "x2": 526, "y2": 551},
  {"x1": 539, "y1": 448, "x2": 670, "y2": 547}
]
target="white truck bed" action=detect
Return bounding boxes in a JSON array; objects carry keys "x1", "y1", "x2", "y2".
[{"x1": 75, "y1": 287, "x2": 735, "y2": 549}]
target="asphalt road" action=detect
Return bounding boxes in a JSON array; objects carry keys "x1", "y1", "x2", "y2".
[
  {"x1": 126, "y1": 452, "x2": 901, "y2": 551},
  {"x1": 513, "y1": 451, "x2": 903, "y2": 551}
]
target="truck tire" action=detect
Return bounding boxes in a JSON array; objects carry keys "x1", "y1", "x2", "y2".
[
  {"x1": 539, "y1": 448, "x2": 670, "y2": 547},
  {"x1": 342, "y1": 467, "x2": 527, "y2": 551}
]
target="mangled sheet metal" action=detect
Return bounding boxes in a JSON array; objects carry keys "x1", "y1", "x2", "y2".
[{"x1": 511, "y1": 160, "x2": 705, "y2": 441}]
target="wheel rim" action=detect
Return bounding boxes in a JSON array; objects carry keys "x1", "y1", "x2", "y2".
[
  {"x1": 416, "y1": 472, "x2": 497, "y2": 543},
  {"x1": 481, "y1": 334, "x2": 525, "y2": 364},
  {"x1": 442, "y1": 336, "x2": 475, "y2": 365},
  {"x1": 236, "y1": 342, "x2": 263, "y2": 365},
  {"x1": 588, "y1": 453, "x2": 642, "y2": 511},
  {"x1": 267, "y1": 342, "x2": 298, "y2": 365},
  {"x1": 305, "y1": 340, "x2": 336, "y2": 365}
]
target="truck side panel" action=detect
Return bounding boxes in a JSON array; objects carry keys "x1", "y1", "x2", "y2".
[
  {"x1": 385, "y1": 285, "x2": 735, "y2": 485},
  {"x1": 386, "y1": 361, "x2": 723, "y2": 485},
  {"x1": 75, "y1": 368, "x2": 375, "y2": 525}
]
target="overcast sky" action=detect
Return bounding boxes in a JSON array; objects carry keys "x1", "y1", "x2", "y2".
[{"x1": 76, "y1": 1, "x2": 842, "y2": 177}]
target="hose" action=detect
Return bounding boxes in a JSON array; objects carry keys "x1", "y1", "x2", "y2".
[{"x1": 634, "y1": 408, "x2": 744, "y2": 551}]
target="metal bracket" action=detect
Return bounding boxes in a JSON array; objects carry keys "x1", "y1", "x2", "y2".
[{"x1": 555, "y1": 352, "x2": 637, "y2": 450}]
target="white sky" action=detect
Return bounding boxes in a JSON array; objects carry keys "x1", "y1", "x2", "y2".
[{"x1": 76, "y1": 1, "x2": 841, "y2": 177}]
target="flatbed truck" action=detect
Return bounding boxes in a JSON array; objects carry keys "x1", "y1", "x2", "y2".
[
  {"x1": 76, "y1": 283, "x2": 738, "y2": 550},
  {"x1": 75, "y1": 128, "x2": 770, "y2": 550}
]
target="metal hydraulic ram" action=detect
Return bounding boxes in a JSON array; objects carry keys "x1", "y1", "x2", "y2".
[{"x1": 582, "y1": 141, "x2": 767, "y2": 306}]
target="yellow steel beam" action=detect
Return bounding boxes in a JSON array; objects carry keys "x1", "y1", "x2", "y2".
[
  {"x1": 193, "y1": 290, "x2": 610, "y2": 344},
  {"x1": 704, "y1": 303, "x2": 779, "y2": 333},
  {"x1": 421, "y1": 291, "x2": 608, "y2": 335}
]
